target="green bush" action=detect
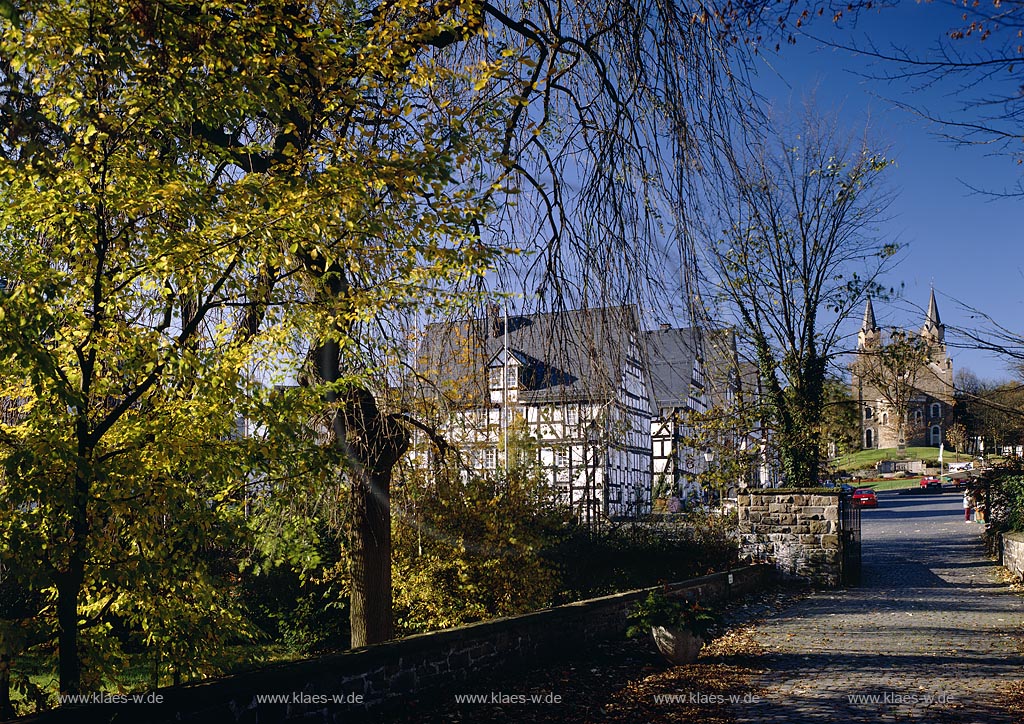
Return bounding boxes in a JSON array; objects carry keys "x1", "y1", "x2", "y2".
[{"x1": 391, "y1": 463, "x2": 569, "y2": 635}]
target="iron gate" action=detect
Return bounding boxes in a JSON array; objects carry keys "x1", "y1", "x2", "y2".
[{"x1": 839, "y1": 492, "x2": 862, "y2": 586}]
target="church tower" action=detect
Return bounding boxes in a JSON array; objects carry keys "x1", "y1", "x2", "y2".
[
  {"x1": 920, "y1": 288, "x2": 944, "y2": 346},
  {"x1": 850, "y1": 292, "x2": 954, "y2": 451},
  {"x1": 857, "y1": 297, "x2": 881, "y2": 349}
]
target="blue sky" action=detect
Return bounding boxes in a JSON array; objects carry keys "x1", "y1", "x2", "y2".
[{"x1": 750, "y1": 2, "x2": 1023, "y2": 381}]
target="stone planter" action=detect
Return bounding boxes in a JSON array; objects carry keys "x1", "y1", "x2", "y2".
[{"x1": 651, "y1": 626, "x2": 703, "y2": 664}]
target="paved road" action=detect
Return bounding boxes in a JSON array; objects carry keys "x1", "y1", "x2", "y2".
[{"x1": 734, "y1": 489, "x2": 1024, "y2": 723}]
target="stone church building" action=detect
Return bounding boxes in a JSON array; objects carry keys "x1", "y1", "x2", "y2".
[{"x1": 850, "y1": 291, "x2": 955, "y2": 450}]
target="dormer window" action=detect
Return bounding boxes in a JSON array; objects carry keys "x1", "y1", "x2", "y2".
[{"x1": 488, "y1": 365, "x2": 519, "y2": 390}]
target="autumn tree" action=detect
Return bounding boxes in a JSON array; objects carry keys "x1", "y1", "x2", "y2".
[
  {"x1": 0, "y1": 0, "x2": 508, "y2": 698},
  {"x1": 946, "y1": 421, "x2": 969, "y2": 462},
  {"x1": 700, "y1": 109, "x2": 896, "y2": 487}
]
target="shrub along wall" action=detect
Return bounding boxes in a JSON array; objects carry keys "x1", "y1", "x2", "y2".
[{"x1": 20, "y1": 565, "x2": 774, "y2": 724}]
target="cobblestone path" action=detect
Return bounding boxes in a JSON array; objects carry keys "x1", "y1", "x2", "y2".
[{"x1": 735, "y1": 489, "x2": 1024, "y2": 723}]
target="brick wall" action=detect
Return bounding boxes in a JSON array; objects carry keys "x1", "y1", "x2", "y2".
[
  {"x1": 738, "y1": 490, "x2": 843, "y2": 587},
  {"x1": 19, "y1": 565, "x2": 773, "y2": 724}
]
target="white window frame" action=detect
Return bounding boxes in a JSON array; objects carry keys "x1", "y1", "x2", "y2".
[{"x1": 554, "y1": 447, "x2": 569, "y2": 469}]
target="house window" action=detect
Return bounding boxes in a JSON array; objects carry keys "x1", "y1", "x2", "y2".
[
  {"x1": 554, "y1": 448, "x2": 569, "y2": 469},
  {"x1": 865, "y1": 429, "x2": 874, "y2": 449},
  {"x1": 864, "y1": 406, "x2": 873, "y2": 420},
  {"x1": 483, "y1": 448, "x2": 497, "y2": 469},
  {"x1": 488, "y1": 365, "x2": 519, "y2": 389},
  {"x1": 567, "y1": 407, "x2": 579, "y2": 426},
  {"x1": 914, "y1": 409, "x2": 923, "y2": 426},
  {"x1": 930, "y1": 402, "x2": 941, "y2": 419},
  {"x1": 930, "y1": 425, "x2": 942, "y2": 446}
]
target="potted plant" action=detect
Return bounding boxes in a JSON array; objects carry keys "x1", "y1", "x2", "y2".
[{"x1": 626, "y1": 589, "x2": 718, "y2": 664}]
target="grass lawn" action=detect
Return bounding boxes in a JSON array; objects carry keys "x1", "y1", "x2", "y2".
[
  {"x1": 855, "y1": 478, "x2": 924, "y2": 491},
  {"x1": 832, "y1": 446, "x2": 975, "y2": 472}
]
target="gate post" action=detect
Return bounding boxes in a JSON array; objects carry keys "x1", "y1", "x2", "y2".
[{"x1": 737, "y1": 490, "x2": 846, "y2": 587}]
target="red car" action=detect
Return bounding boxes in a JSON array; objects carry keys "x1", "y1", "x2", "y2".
[
  {"x1": 920, "y1": 476, "x2": 942, "y2": 490},
  {"x1": 852, "y1": 488, "x2": 878, "y2": 508}
]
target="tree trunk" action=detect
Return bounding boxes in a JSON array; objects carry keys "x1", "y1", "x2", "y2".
[
  {"x1": 313, "y1": 338, "x2": 408, "y2": 647},
  {"x1": 55, "y1": 565, "x2": 83, "y2": 695},
  {"x1": 349, "y1": 466, "x2": 394, "y2": 647},
  {"x1": 57, "y1": 465, "x2": 90, "y2": 696},
  {"x1": 0, "y1": 654, "x2": 13, "y2": 719},
  {"x1": 341, "y1": 388, "x2": 408, "y2": 648}
]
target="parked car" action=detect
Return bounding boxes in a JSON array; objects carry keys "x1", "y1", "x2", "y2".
[
  {"x1": 839, "y1": 483, "x2": 855, "y2": 494},
  {"x1": 852, "y1": 488, "x2": 878, "y2": 508},
  {"x1": 920, "y1": 476, "x2": 942, "y2": 490}
]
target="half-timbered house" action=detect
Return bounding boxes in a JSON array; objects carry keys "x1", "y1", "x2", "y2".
[
  {"x1": 414, "y1": 305, "x2": 656, "y2": 520},
  {"x1": 643, "y1": 327, "x2": 709, "y2": 503}
]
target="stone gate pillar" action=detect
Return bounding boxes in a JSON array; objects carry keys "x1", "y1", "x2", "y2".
[{"x1": 737, "y1": 490, "x2": 843, "y2": 587}]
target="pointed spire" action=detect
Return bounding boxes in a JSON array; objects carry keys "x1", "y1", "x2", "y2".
[
  {"x1": 861, "y1": 297, "x2": 878, "y2": 333},
  {"x1": 857, "y1": 297, "x2": 880, "y2": 349},
  {"x1": 925, "y1": 288, "x2": 941, "y2": 327},
  {"x1": 920, "y1": 288, "x2": 944, "y2": 343}
]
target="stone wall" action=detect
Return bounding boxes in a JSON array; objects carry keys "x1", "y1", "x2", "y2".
[
  {"x1": 737, "y1": 490, "x2": 843, "y2": 587},
  {"x1": 20, "y1": 565, "x2": 773, "y2": 724},
  {"x1": 1001, "y1": 531, "x2": 1024, "y2": 580}
]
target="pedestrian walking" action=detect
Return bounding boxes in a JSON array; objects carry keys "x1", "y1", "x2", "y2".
[{"x1": 963, "y1": 490, "x2": 974, "y2": 522}]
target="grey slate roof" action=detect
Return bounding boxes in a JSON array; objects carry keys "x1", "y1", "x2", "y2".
[
  {"x1": 415, "y1": 305, "x2": 648, "y2": 407},
  {"x1": 704, "y1": 329, "x2": 741, "y2": 408},
  {"x1": 642, "y1": 327, "x2": 699, "y2": 411}
]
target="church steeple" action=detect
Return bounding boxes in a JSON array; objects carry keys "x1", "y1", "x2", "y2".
[
  {"x1": 920, "y1": 288, "x2": 944, "y2": 344},
  {"x1": 858, "y1": 297, "x2": 880, "y2": 349}
]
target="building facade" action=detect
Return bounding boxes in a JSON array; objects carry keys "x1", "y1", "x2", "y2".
[{"x1": 410, "y1": 304, "x2": 764, "y2": 519}]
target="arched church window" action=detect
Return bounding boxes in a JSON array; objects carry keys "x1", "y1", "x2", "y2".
[
  {"x1": 930, "y1": 402, "x2": 941, "y2": 419},
  {"x1": 930, "y1": 425, "x2": 942, "y2": 445},
  {"x1": 865, "y1": 429, "x2": 874, "y2": 449}
]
